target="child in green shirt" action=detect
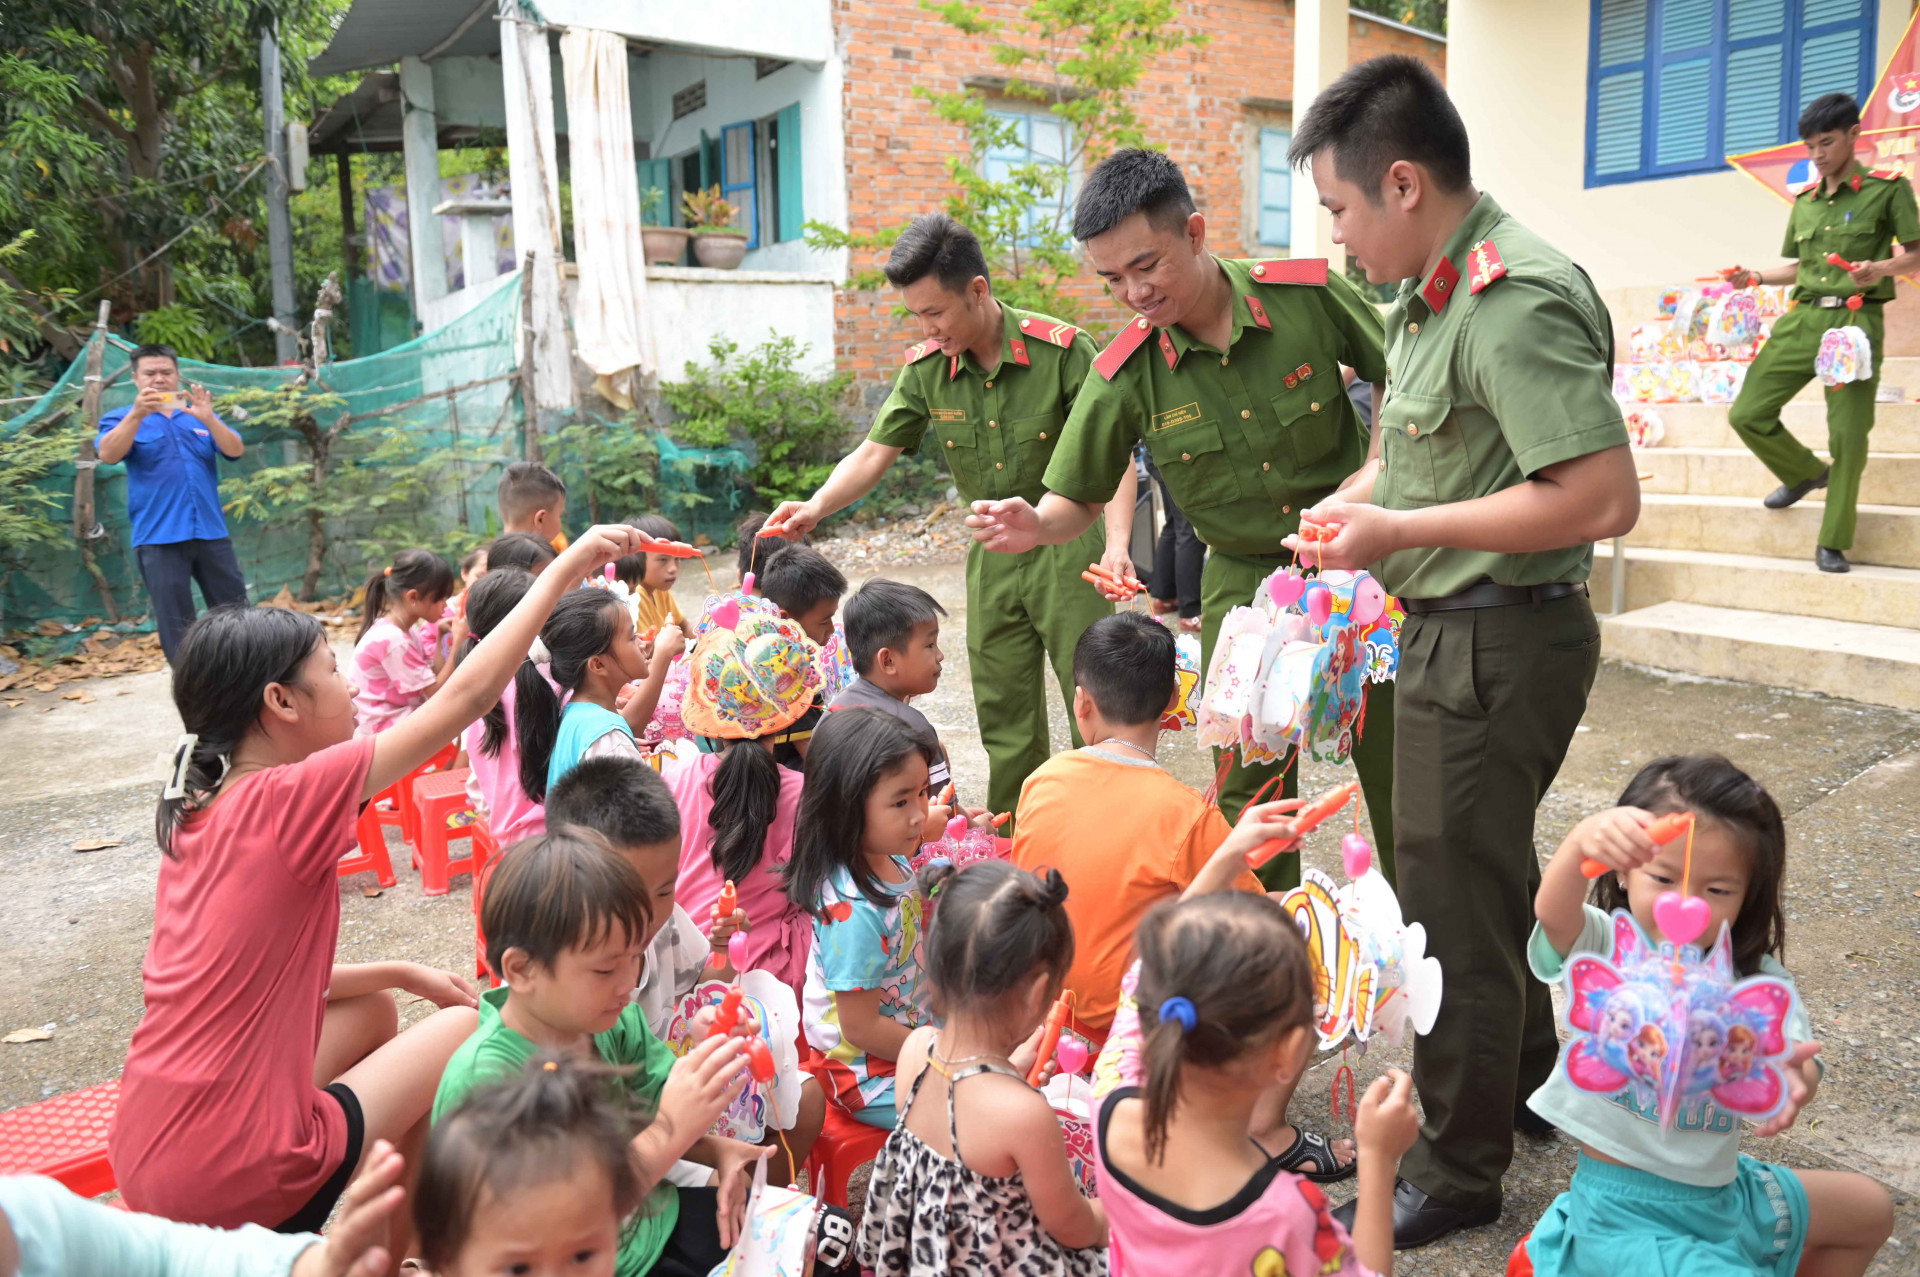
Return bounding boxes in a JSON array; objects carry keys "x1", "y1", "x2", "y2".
[{"x1": 432, "y1": 830, "x2": 763, "y2": 1275}]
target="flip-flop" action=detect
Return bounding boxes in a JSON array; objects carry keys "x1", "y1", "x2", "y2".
[{"x1": 1274, "y1": 1125, "x2": 1357, "y2": 1184}]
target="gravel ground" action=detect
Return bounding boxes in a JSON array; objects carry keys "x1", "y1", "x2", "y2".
[{"x1": 2, "y1": 530, "x2": 1914, "y2": 1274}]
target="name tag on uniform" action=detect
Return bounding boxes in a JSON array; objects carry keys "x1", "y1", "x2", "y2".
[
  {"x1": 930, "y1": 408, "x2": 966, "y2": 423},
  {"x1": 1152, "y1": 402, "x2": 1203, "y2": 431}
]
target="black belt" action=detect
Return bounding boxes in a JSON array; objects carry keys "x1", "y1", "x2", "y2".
[
  {"x1": 1401, "y1": 581, "x2": 1588, "y2": 615},
  {"x1": 1810, "y1": 294, "x2": 1884, "y2": 309}
]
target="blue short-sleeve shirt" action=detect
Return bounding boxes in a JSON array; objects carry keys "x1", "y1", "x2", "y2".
[{"x1": 96, "y1": 407, "x2": 235, "y2": 547}]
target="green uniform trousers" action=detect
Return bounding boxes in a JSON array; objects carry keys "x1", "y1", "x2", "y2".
[
  {"x1": 1727, "y1": 302, "x2": 1882, "y2": 552},
  {"x1": 966, "y1": 523, "x2": 1112, "y2": 824},
  {"x1": 1393, "y1": 591, "x2": 1599, "y2": 1209},
  {"x1": 1199, "y1": 551, "x2": 1397, "y2": 892}
]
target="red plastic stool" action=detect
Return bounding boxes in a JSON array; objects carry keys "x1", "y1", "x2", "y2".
[
  {"x1": 409, "y1": 768, "x2": 479, "y2": 896},
  {"x1": 0, "y1": 1079, "x2": 119, "y2": 1197},
  {"x1": 471, "y1": 817, "x2": 501, "y2": 982},
  {"x1": 804, "y1": 1102, "x2": 891, "y2": 1209},
  {"x1": 341, "y1": 743, "x2": 458, "y2": 889},
  {"x1": 1508, "y1": 1233, "x2": 1534, "y2": 1276}
]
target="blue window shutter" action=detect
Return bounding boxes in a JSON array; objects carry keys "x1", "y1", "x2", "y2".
[
  {"x1": 1661, "y1": 0, "x2": 1714, "y2": 50},
  {"x1": 775, "y1": 103, "x2": 803, "y2": 243},
  {"x1": 1808, "y1": 0, "x2": 1863, "y2": 22},
  {"x1": 637, "y1": 158, "x2": 672, "y2": 223},
  {"x1": 1589, "y1": 0, "x2": 1650, "y2": 184},
  {"x1": 1725, "y1": 44, "x2": 1786, "y2": 154},
  {"x1": 1258, "y1": 128, "x2": 1291, "y2": 247},
  {"x1": 1655, "y1": 57, "x2": 1713, "y2": 167},
  {"x1": 1598, "y1": 0, "x2": 1651, "y2": 65},
  {"x1": 1798, "y1": 28, "x2": 1864, "y2": 116},
  {"x1": 1593, "y1": 71, "x2": 1647, "y2": 176},
  {"x1": 720, "y1": 121, "x2": 757, "y2": 250},
  {"x1": 1727, "y1": 0, "x2": 1784, "y2": 40}
]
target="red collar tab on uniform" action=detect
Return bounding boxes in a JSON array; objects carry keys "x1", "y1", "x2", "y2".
[
  {"x1": 1852, "y1": 174, "x2": 1863, "y2": 192},
  {"x1": 1245, "y1": 295, "x2": 1272, "y2": 330},
  {"x1": 1158, "y1": 329, "x2": 1179, "y2": 370},
  {"x1": 1250, "y1": 258, "x2": 1328, "y2": 286},
  {"x1": 1016, "y1": 316, "x2": 1080, "y2": 349},
  {"x1": 1093, "y1": 315, "x2": 1152, "y2": 382},
  {"x1": 901, "y1": 340, "x2": 942, "y2": 365},
  {"x1": 1421, "y1": 257, "x2": 1461, "y2": 312},
  {"x1": 948, "y1": 355, "x2": 960, "y2": 381},
  {"x1": 1009, "y1": 338, "x2": 1031, "y2": 367},
  {"x1": 1467, "y1": 240, "x2": 1508, "y2": 295}
]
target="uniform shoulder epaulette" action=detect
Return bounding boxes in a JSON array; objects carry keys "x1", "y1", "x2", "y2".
[
  {"x1": 1249, "y1": 258, "x2": 1328, "y2": 286},
  {"x1": 1015, "y1": 316, "x2": 1080, "y2": 349},
  {"x1": 901, "y1": 340, "x2": 943, "y2": 366},
  {"x1": 1466, "y1": 239, "x2": 1508, "y2": 295},
  {"x1": 1870, "y1": 168, "x2": 1902, "y2": 180},
  {"x1": 1092, "y1": 316, "x2": 1152, "y2": 381}
]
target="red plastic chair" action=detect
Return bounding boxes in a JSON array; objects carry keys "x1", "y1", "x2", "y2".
[
  {"x1": 0, "y1": 1079, "x2": 119, "y2": 1197},
  {"x1": 804, "y1": 1100, "x2": 891, "y2": 1209},
  {"x1": 409, "y1": 768, "x2": 479, "y2": 896},
  {"x1": 340, "y1": 742, "x2": 458, "y2": 889},
  {"x1": 471, "y1": 817, "x2": 501, "y2": 982}
]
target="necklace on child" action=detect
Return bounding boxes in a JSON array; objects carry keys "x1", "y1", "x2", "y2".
[
  {"x1": 927, "y1": 1043, "x2": 1013, "y2": 1078},
  {"x1": 1091, "y1": 737, "x2": 1157, "y2": 762}
]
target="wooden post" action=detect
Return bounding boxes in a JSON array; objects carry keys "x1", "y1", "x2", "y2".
[
  {"x1": 73, "y1": 299, "x2": 121, "y2": 621},
  {"x1": 518, "y1": 251, "x2": 541, "y2": 462},
  {"x1": 337, "y1": 152, "x2": 360, "y2": 281}
]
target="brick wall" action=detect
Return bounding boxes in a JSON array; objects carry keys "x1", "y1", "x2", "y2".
[{"x1": 831, "y1": 1, "x2": 1445, "y2": 409}]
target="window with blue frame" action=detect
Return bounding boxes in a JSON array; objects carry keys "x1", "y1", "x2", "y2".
[
  {"x1": 986, "y1": 108, "x2": 1072, "y2": 245},
  {"x1": 1586, "y1": 0, "x2": 1876, "y2": 187},
  {"x1": 1257, "y1": 128, "x2": 1293, "y2": 247}
]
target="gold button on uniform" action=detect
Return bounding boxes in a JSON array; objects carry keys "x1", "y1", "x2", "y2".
[
  {"x1": 1240, "y1": 409, "x2": 1251, "y2": 419},
  {"x1": 989, "y1": 420, "x2": 998, "y2": 428},
  {"x1": 1181, "y1": 452, "x2": 1192, "y2": 461},
  {"x1": 985, "y1": 380, "x2": 993, "y2": 388},
  {"x1": 1408, "y1": 424, "x2": 1420, "y2": 437},
  {"x1": 1262, "y1": 462, "x2": 1271, "y2": 471},
  {"x1": 1253, "y1": 264, "x2": 1266, "y2": 277},
  {"x1": 1039, "y1": 432, "x2": 1048, "y2": 440},
  {"x1": 1283, "y1": 505, "x2": 1290, "y2": 514},
  {"x1": 1310, "y1": 402, "x2": 1320, "y2": 412},
  {"x1": 995, "y1": 462, "x2": 1004, "y2": 470},
  {"x1": 1220, "y1": 356, "x2": 1230, "y2": 367},
  {"x1": 945, "y1": 440, "x2": 955, "y2": 448},
  {"x1": 1408, "y1": 322, "x2": 1421, "y2": 335}
]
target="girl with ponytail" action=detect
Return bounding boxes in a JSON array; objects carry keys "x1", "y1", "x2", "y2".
[
  {"x1": 662, "y1": 600, "x2": 820, "y2": 998},
  {"x1": 454, "y1": 567, "x2": 551, "y2": 845},
  {"x1": 856, "y1": 859, "x2": 1107, "y2": 1276},
  {"x1": 112, "y1": 526, "x2": 651, "y2": 1248},
  {"x1": 1086, "y1": 804, "x2": 1422, "y2": 1277},
  {"x1": 350, "y1": 547, "x2": 458, "y2": 735}
]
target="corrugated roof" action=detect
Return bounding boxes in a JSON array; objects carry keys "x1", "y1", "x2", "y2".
[{"x1": 310, "y1": 0, "x2": 501, "y2": 77}]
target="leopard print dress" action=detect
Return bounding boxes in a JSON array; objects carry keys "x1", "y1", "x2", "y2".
[{"x1": 854, "y1": 1050, "x2": 1108, "y2": 1277}]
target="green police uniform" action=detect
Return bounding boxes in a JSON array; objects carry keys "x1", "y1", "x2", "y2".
[
  {"x1": 1377, "y1": 194, "x2": 1626, "y2": 1211},
  {"x1": 1728, "y1": 161, "x2": 1920, "y2": 553},
  {"x1": 868, "y1": 303, "x2": 1112, "y2": 821},
  {"x1": 1043, "y1": 257, "x2": 1396, "y2": 890}
]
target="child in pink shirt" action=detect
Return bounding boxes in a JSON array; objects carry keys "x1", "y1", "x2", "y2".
[
  {"x1": 1089, "y1": 821, "x2": 1422, "y2": 1277},
  {"x1": 111, "y1": 525, "x2": 652, "y2": 1251},
  {"x1": 455, "y1": 567, "x2": 549, "y2": 845},
  {"x1": 350, "y1": 549, "x2": 457, "y2": 735}
]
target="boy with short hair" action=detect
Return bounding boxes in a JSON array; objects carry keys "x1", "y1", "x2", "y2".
[
  {"x1": 432, "y1": 829, "x2": 761, "y2": 1273},
  {"x1": 754, "y1": 544, "x2": 848, "y2": 768},
  {"x1": 545, "y1": 755, "x2": 825, "y2": 1184},
  {"x1": 830, "y1": 578, "x2": 955, "y2": 801},
  {"x1": 735, "y1": 510, "x2": 810, "y2": 584},
  {"x1": 496, "y1": 461, "x2": 569, "y2": 551}
]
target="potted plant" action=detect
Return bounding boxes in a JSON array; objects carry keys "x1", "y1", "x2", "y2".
[
  {"x1": 683, "y1": 185, "x2": 747, "y2": 269},
  {"x1": 640, "y1": 187, "x2": 690, "y2": 266}
]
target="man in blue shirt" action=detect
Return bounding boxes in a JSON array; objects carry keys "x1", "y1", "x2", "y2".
[{"x1": 96, "y1": 344, "x2": 249, "y2": 662}]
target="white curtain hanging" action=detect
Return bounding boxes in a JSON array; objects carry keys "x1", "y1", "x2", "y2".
[{"x1": 560, "y1": 26, "x2": 655, "y2": 409}]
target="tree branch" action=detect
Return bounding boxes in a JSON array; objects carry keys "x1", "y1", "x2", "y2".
[
  {"x1": 0, "y1": 264, "x2": 83, "y2": 360},
  {"x1": 72, "y1": 93, "x2": 137, "y2": 146},
  {"x1": 161, "y1": 60, "x2": 238, "y2": 112}
]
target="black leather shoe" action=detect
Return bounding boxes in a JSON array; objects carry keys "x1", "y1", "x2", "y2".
[
  {"x1": 1515, "y1": 1106, "x2": 1557, "y2": 1138},
  {"x1": 1331, "y1": 1177, "x2": 1501, "y2": 1250},
  {"x1": 1763, "y1": 467, "x2": 1828, "y2": 509},
  {"x1": 1816, "y1": 545, "x2": 1851, "y2": 573}
]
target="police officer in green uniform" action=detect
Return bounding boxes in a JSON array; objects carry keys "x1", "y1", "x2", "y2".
[
  {"x1": 1721, "y1": 92, "x2": 1920, "y2": 574},
  {"x1": 766, "y1": 214, "x2": 1129, "y2": 822},
  {"x1": 966, "y1": 148, "x2": 1397, "y2": 892},
  {"x1": 1286, "y1": 59, "x2": 1641, "y2": 1247}
]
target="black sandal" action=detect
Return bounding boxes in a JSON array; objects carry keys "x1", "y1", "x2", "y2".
[{"x1": 1273, "y1": 1125, "x2": 1357, "y2": 1184}]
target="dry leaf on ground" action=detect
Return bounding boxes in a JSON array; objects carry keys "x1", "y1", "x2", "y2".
[
  {"x1": 72, "y1": 837, "x2": 125, "y2": 852},
  {"x1": 2, "y1": 1027, "x2": 52, "y2": 1044}
]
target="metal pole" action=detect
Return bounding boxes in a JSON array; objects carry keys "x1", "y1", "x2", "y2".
[
  {"x1": 261, "y1": 24, "x2": 299, "y2": 365},
  {"x1": 337, "y1": 151, "x2": 360, "y2": 281},
  {"x1": 1610, "y1": 535, "x2": 1626, "y2": 616}
]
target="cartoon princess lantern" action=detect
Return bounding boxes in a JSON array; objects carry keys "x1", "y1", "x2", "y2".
[
  {"x1": 1627, "y1": 1024, "x2": 1667, "y2": 1087},
  {"x1": 1719, "y1": 1023, "x2": 1758, "y2": 1086}
]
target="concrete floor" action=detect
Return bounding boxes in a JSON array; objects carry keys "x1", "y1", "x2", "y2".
[{"x1": 1, "y1": 556, "x2": 1914, "y2": 1274}]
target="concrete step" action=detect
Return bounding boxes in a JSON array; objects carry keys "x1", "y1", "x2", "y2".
[
  {"x1": 1791, "y1": 355, "x2": 1920, "y2": 401},
  {"x1": 1634, "y1": 447, "x2": 1920, "y2": 505},
  {"x1": 1651, "y1": 401, "x2": 1920, "y2": 451},
  {"x1": 1626, "y1": 493, "x2": 1920, "y2": 568},
  {"x1": 1591, "y1": 542, "x2": 1920, "y2": 627},
  {"x1": 1602, "y1": 601, "x2": 1920, "y2": 711}
]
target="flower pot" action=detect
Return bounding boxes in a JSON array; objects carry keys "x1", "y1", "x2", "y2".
[
  {"x1": 692, "y1": 232, "x2": 749, "y2": 270},
  {"x1": 642, "y1": 226, "x2": 691, "y2": 266}
]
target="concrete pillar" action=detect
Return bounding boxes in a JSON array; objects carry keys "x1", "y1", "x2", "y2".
[
  {"x1": 400, "y1": 56, "x2": 446, "y2": 309},
  {"x1": 501, "y1": 15, "x2": 572, "y2": 412},
  {"x1": 1290, "y1": 0, "x2": 1348, "y2": 269}
]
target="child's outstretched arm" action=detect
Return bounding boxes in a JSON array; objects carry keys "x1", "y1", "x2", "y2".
[
  {"x1": 1007, "y1": 1090, "x2": 1108, "y2": 1251},
  {"x1": 620, "y1": 623, "x2": 684, "y2": 734},
  {"x1": 1351, "y1": 1069, "x2": 1420, "y2": 1276},
  {"x1": 834, "y1": 988, "x2": 913, "y2": 1063},
  {"x1": 364, "y1": 526, "x2": 646, "y2": 801},
  {"x1": 1536, "y1": 807, "x2": 1658, "y2": 956},
  {"x1": 1183, "y1": 799, "x2": 1304, "y2": 900}
]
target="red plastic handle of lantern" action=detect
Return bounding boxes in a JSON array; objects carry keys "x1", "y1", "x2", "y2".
[
  {"x1": 1027, "y1": 995, "x2": 1074, "y2": 1087},
  {"x1": 1247, "y1": 781, "x2": 1359, "y2": 869}
]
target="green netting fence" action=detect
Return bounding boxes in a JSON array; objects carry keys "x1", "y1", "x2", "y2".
[{"x1": 3, "y1": 272, "x2": 753, "y2": 631}]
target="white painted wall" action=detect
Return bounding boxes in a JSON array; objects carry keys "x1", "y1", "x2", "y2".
[
  {"x1": 542, "y1": 0, "x2": 831, "y2": 66},
  {"x1": 638, "y1": 50, "x2": 848, "y2": 274},
  {"x1": 563, "y1": 266, "x2": 839, "y2": 380},
  {"x1": 1448, "y1": 0, "x2": 1911, "y2": 295}
]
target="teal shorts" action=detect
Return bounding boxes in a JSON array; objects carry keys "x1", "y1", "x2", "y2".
[{"x1": 1522, "y1": 1152, "x2": 1806, "y2": 1277}]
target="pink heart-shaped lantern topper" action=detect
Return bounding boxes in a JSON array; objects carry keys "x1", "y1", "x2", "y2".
[
  {"x1": 709, "y1": 599, "x2": 741, "y2": 632},
  {"x1": 1268, "y1": 571, "x2": 1307, "y2": 609},
  {"x1": 945, "y1": 813, "x2": 970, "y2": 841},
  {"x1": 1054, "y1": 1036, "x2": 1090, "y2": 1076},
  {"x1": 1351, "y1": 577, "x2": 1388, "y2": 627},
  {"x1": 1652, "y1": 891, "x2": 1712, "y2": 947},
  {"x1": 1341, "y1": 833, "x2": 1373, "y2": 880},
  {"x1": 1305, "y1": 585, "x2": 1333, "y2": 628}
]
